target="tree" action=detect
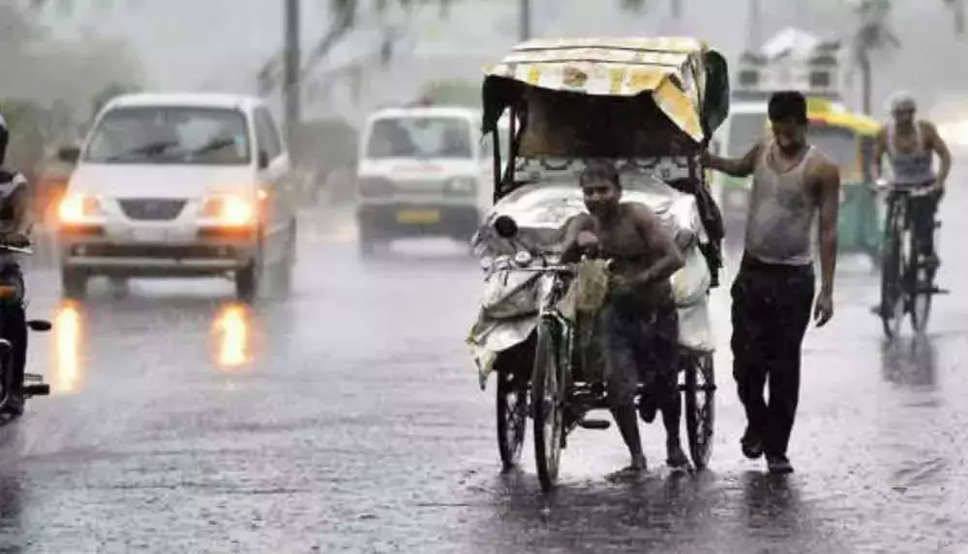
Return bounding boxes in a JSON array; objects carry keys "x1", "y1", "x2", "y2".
[
  {"x1": 621, "y1": 0, "x2": 682, "y2": 18},
  {"x1": 1, "y1": 3, "x2": 143, "y2": 116},
  {"x1": 943, "y1": 0, "x2": 965, "y2": 34},
  {"x1": 850, "y1": 0, "x2": 900, "y2": 115}
]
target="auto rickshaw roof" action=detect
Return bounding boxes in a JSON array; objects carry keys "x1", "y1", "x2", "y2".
[
  {"x1": 482, "y1": 37, "x2": 730, "y2": 143},
  {"x1": 808, "y1": 110, "x2": 881, "y2": 136}
]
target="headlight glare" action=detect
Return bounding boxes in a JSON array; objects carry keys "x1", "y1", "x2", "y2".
[
  {"x1": 59, "y1": 194, "x2": 103, "y2": 223},
  {"x1": 202, "y1": 195, "x2": 255, "y2": 226}
]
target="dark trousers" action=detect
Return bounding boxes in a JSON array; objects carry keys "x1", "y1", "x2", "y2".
[
  {"x1": 731, "y1": 256, "x2": 814, "y2": 458},
  {"x1": 0, "y1": 263, "x2": 25, "y2": 391},
  {"x1": 909, "y1": 193, "x2": 940, "y2": 258},
  {"x1": 600, "y1": 302, "x2": 679, "y2": 410}
]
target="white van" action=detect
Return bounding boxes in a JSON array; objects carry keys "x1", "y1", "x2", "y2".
[
  {"x1": 355, "y1": 105, "x2": 500, "y2": 255},
  {"x1": 57, "y1": 93, "x2": 297, "y2": 301},
  {"x1": 710, "y1": 101, "x2": 769, "y2": 222}
]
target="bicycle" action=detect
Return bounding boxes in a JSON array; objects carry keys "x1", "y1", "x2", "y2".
[{"x1": 876, "y1": 181, "x2": 946, "y2": 339}]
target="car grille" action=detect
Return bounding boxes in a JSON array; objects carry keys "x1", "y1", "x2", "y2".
[
  {"x1": 119, "y1": 199, "x2": 186, "y2": 221},
  {"x1": 75, "y1": 244, "x2": 231, "y2": 259}
]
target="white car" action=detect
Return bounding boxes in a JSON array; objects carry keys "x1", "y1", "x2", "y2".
[
  {"x1": 355, "y1": 105, "x2": 501, "y2": 255},
  {"x1": 56, "y1": 93, "x2": 296, "y2": 301}
]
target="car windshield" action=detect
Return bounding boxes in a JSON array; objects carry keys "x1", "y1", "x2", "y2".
[
  {"x1": 85, "y1": 107, "x2": 251, "y2": 165},
  {"x1": 366, "y1": 117, "x2": 472, "y2": 159},
  {"x1": 727, "y1": 112, "x2": 769, "y2": 156},
  {"x1": 809, "y1": 126, "x2": 858, "y2": 169}
]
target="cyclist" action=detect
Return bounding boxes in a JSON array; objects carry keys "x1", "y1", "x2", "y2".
[
  {"x1": 0, "y1": 113, "x2": 33, "y2": 415},
  {"x1": 872, "y1": 92, "x2": 951, "y2": 269}
]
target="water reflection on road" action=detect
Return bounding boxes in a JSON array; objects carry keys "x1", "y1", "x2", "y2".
[
  {"x1": 881, "y1": 335, "x2": 938, "y2": 387},
  {"x1": 52, "y1": 301, "x2": 83, "y2": 395},
  {"x1": 212, "y1": 303, "x2": 253, "y2": 369}
]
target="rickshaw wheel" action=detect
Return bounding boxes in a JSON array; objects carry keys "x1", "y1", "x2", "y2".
[
  {"x1": 496, "y1": 369, "x2": 528, "y2": 470},
  {"x1": 684, "y1": 352, "x2": 715, "y2": 470},
  {"x1": 532, "y1": 318, "x2": 564, "y2": 492}
]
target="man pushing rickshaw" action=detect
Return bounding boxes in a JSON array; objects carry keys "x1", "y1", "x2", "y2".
[{"x1": 468, "y1": 37, "x2": 725, "y2": 490}]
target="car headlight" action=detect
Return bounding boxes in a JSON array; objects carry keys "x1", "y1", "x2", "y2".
[
  {"x1": 201, "y1": 195, "x2": 255, "y2": 226},
  {"x1": 59, "y1": 194, "x2": 104, "y2": 223},
  {"x1": 445, "y1": 176, "x2": 477, "y2": 195}
]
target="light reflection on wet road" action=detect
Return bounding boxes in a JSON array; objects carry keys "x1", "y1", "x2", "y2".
[
  {"x1": 0, "y1": 177, "x2": 963, "y2": 551},
  {"x1": 212, "y1": 304, "x2": 253, "y2": 370}
]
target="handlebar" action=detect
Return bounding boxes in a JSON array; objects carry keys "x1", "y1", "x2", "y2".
[
  {"x1": 873, "y1": 180, "x2": 938, "y2": 197},
  {"x1": 0, "y1": 244, "x2": 33, "y2": 255},
  {"x1": 503, "y1": 264, "x2": 575, "y2": 274}
]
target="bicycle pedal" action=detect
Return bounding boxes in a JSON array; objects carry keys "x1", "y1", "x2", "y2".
[
  {"x1": 26, "y1": 320, "x2": 51, "y2": 332},
  {"x1": 917, "y1": 286, "x2": 947, "y2": 294},
  {"x1": 23, "y1": 373, "x2": 42, "y2": 383},
  {"x1": 577, "y1": 418, "x2": 611, "y2": 430}
]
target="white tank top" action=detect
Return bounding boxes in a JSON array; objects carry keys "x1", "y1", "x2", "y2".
[
  {"x1": 886, "y1": 122, "x2": 935, "y2": 186},
  {"x1": 744, "y1": 141, "x2": 820, "y2": 266}
]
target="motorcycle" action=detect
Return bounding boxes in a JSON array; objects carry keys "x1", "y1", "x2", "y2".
[{"x1": 0, "y1": 242, "x2": 51, "y2": 416}]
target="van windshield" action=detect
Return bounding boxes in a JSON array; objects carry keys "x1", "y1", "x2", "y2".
[
  {"x1": 366, "y1": 117, "x2": 472, "y2": 159},
  {"x1": 727, "y1": 112, "x2": 769, "y2": 156},
  {"x1": 86, "y1": 107, "x2": 251, "y2": 165}
]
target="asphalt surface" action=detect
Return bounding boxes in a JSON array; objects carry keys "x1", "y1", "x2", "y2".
[{"x1": 0, "y1": 165, "x2": 967, "y2": 552}]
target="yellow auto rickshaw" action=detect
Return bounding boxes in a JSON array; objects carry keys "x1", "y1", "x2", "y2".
[{"x1": 806, "y1": 105, "x2": 882, "y2": 263}]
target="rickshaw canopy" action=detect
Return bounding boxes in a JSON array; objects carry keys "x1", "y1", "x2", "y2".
[{"x1": 482, "y1": 37, "x2": 730, "y2": 144}]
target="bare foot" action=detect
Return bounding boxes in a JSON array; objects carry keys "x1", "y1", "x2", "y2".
[
  {"x1": 666, "y1": 443, "x2": 691, "y2": 472},
  {"x1": 606, "y1": 459, "x2": 647, "y2": 482}
]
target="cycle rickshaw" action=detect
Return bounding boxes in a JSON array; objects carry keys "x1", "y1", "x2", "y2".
[{"x1": 467, "y1": 37, "x2": 729, "y2": 491}]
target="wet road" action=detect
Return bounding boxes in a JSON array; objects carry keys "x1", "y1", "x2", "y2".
[{"x1": 1, "y1": 176, "x2": 967, "y2": 552}]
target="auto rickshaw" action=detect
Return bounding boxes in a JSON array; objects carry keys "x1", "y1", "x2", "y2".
[
  {"x1": 467, "y1": 37, "x2": 729, "y2": 491},
  {"x1": 715, "y1": 99, "x2": 882, "y2": 264},
  {"x1": 806, "y1": 107, "x2": 882, "y2": 264}
]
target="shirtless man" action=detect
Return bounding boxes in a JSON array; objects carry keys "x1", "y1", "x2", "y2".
[
  {"x1": 703, "y1": 91, "x2": 840, "y2": 474},
  {"x1": 562, "y1": 162, "x2": 687, "y2": 478}
]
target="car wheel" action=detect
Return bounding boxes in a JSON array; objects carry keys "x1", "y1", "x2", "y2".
[
  {"x1": 235, "y1": 260, "x2": 259, "y2": 303},
  {"x1": 108, "y1": 276, "x2": 130, "y2": 298},
  {"x1": 358, "y1": 223, "x2": 384, "y2": 259},
  {"x1": 61, "y1": 268, "x2": 87, "y2": 299}
]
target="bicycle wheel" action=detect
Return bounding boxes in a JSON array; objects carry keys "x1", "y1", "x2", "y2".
[
  {"x1": 684, "y1": 352, "x2": 716, "y2": 470},
  {"x1": 0, "y1": 339, "x2": 12, "y2": 413},
  {"x1": 880, "y1": 202, "x2": 905, "y2": 339},
  {"x1": 909, "y1": 226, "x2": 934, "y2": 334},
  {"x1": 532, "y1": 318, "x2": 564, "y2": 492},
  {"x1": 496, "y1": 369, "x2": 528, "y2": 470}
]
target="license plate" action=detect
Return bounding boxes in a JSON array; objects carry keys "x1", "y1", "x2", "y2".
[
  {"x1": 131, "y1": 228, "x2": 166, "y2": 242},
  {"x1": 396, "y1": 209, "x2": 440, "y2": 225}
]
